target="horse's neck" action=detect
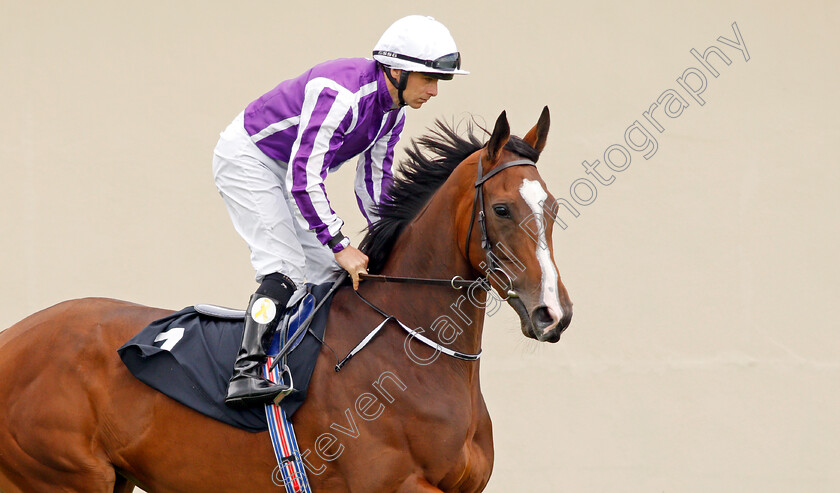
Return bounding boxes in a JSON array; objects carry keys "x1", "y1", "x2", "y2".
[{"x1": 373, "y1": 177, "x2": 487, "y2": 359}]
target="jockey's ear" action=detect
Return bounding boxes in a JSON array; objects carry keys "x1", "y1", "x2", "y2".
[
  {"x1": 523, "y1": 106, "x2": 550, "y2": 154},
  {"x1": 486, "y1": 111, "x2": 510, "y2": 162}
]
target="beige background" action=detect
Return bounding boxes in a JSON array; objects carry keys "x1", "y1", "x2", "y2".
[{"x1": 2, "y1": 1, "x2": 838, "y2": 491}]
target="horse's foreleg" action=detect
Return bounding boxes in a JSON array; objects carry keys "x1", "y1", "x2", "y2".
[
  {"x1": 0, "y1": 431, "x2": 122, "y2": 493},
  {"x1": 395, "y1": 475, "x2": 445, "y2": 493}
]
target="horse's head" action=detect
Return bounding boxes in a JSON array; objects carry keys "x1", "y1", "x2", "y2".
[{"x1": 460, "y1": 107, "x2": 572, "y2": 342}]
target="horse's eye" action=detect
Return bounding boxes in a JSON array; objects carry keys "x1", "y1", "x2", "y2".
[{"x1": 493, "y1": 204, "x2": 511, "y2": 218}]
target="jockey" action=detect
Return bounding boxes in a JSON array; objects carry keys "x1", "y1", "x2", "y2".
[{"x1": 213, "y1": 15, "x2": 468, "y2": 408}]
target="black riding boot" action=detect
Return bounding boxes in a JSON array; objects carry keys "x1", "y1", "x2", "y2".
[
  {"x1": 224, "y1": 294, "x2": 286, "y2": 408},
  {"x1": 225, "y1": 274, "x2": 295, "y2": 408}
]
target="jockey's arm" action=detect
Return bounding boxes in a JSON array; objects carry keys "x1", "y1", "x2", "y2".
[
  {"x1": 354, "y1": 108, "x2": 406, "y2": 225},
  {"x1": 286, "y1": 85, "x2": 369, "y2": 287}
]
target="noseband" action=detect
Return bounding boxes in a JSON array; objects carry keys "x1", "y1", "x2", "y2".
[{"x1": 362, "y1": 153, "x2": 536, "y2": 299}]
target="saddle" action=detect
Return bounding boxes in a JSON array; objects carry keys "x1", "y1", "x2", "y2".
[{"x1": 118, "y1": 283, "x2": 335, "y2": 432}]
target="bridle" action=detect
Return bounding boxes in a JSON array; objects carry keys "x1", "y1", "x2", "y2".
[
  {"x1": 333, "y1": 152, "x2": 537, "y2": 370},
  {"x1": 361, "y1": 152, "x2": 536, "y2": 300},
  {"x1": 462, "y1": 154, "x2": 536, "y2": 299}
]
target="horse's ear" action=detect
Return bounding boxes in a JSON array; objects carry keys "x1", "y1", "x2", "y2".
[
  {"x1": 523, "y1": 106, "x2": 550, "y2": 154},
  {"x1": 486, "y1": 111, "x2": 511, "y2": 162}
]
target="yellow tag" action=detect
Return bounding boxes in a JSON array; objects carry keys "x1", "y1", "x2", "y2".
[{"x1": 250, "y1": 297, "x2": 276, "y2": 324}]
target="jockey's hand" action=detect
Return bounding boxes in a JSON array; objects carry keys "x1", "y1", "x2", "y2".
[{"x1": 334, "y1": 246, "x2": 369, "y2": 290}]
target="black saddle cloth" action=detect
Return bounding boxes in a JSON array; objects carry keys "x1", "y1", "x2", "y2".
[{"x1": 117, "y1": 283, "x2": 335, "y2": 432}]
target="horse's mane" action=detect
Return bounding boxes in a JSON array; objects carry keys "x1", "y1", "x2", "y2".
[{"x1": 359, "y1": 118, "x2": 540, "y2": 273}]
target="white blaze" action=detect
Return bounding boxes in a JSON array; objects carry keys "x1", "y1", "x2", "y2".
[{"x1": 519, "y1": 179, "x2": 564, "y2": 323}]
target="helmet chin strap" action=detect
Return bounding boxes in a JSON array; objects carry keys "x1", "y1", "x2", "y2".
[{"x1": 383, "y1": 67, "x2": 410, "y2": 107}]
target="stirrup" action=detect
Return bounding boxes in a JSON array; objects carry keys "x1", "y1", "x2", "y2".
[
  {"x1": 225, "y1": 379, "x2": 290, "y2": 408},
  {"x1": 271, "y1": 364, "x2": 296, "y2": 405}
]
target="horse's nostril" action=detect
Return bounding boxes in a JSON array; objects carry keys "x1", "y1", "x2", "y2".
[{"x1": 531, "y1": 306, "x2": 558, "y2": 331}]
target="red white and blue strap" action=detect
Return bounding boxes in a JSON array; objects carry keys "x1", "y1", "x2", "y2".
[{"x1": 264, "y1": 357, "x2": 312, "y2": 493}]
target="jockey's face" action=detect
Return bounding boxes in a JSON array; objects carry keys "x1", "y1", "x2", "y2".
[{"x1": 390, "y1": 70, "x2": 439, "y2": 109}]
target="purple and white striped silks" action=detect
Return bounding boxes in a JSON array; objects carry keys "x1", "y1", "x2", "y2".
[{"x1": 244, "y1": 58, "x2": 405, "y2": 247}]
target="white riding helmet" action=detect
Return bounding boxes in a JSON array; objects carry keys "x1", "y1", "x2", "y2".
[{"x1": 373, "y1": 15, "x2": 469, "y2": 79}]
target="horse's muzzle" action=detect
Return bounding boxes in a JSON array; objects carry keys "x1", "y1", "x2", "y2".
[{"x1": 530, "y1": 304, "x2": 572, "y2": 343}]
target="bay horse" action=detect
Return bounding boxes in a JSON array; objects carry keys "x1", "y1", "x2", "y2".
[{"x1": 0, "y1": 107, "x2": 572, "y2": 492}]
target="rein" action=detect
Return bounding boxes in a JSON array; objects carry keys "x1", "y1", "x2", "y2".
[
  {"x1": 333, "y1": 154, "x2": 537, "y2": 371},
  {"x1": 360, "y1": 273, "x2": 478, "y2": 289}
]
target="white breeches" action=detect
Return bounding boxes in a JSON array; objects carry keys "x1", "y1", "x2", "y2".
[{"x1": 212, "y1": 112, "x2": 341, "y2": 287}]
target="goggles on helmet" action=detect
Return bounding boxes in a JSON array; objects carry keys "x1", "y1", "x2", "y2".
[{"x1": 372, "y1": 51, "x2": 462, "y2": 72}]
